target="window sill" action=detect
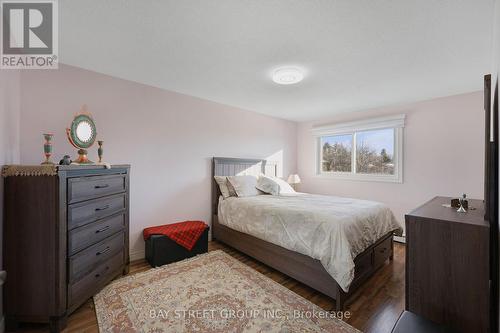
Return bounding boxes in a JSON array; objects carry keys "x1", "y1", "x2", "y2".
[{"x1": 315, "y1": 172, "x2": 403, "y2": 183}]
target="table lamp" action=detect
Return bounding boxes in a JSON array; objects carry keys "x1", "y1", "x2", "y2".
[{"x1": 287, "y1": 174, "x2": 301, "y2": 190}]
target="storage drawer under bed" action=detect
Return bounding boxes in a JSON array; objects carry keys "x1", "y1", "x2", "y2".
[{"x1": 373, "y1": 236, "x2": 392, "y2": 268}]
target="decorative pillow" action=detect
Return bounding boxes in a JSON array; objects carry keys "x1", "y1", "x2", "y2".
[
  {"x1": 273, "y1": 176, "x2": 296, "y2": 194},
  {"x1": 227, "y1": 175, "x2": 262, "y2": 197},
  {"x1": 256, "y1": 175, "x2": 296, "y2": 195},
  {"x1": 226, "y1": 179, "x2": 237, "y2": 197},
  {"x1": 214, "y1": 176, "x2": 232, "y2": 199},
  {"x1": 256, "y1": 175, "x2": 280, "y2": 195}
]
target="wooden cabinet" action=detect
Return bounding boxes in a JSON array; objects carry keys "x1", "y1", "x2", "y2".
[
  {"x1": 405, "y1": 196, "x2": 489, "y2": 333},
  {"x1": 3, "y1": 165, "x2": 130, "y2": 332}
]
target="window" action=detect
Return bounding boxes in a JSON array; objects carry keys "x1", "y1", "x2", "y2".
[
  {"x1": 321, "y1": 134, "x2": 352, "y2": 172},
  {"x1": 356, "y1": 128, "x2": 395, "y2": 175},
  {"x1": 313, "y1": 115, "x2": 405, "y2": 183}
]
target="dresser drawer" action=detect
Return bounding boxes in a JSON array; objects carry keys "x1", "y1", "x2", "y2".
[
  {"x1": 68, "y1": 250, "x2": 124, "y2": 308},
  {"x1": 69, "y1": 232, "x2": 124, "y2": 283},
  {"x1": 68, "y1": 194, "x2": 126, "y2": 230},
  {"x1": 68, "y1": 213, "x2": 125, "y2": 255},
  {"x1": 68, "y1": 174, "x2": 126, "y2": 204},
  {"x1": 373, "y1": 236, "x2": 392, "y2": 268}
]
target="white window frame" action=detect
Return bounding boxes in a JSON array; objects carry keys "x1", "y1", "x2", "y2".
[{"x1": 312, "y1": 114, "x2": 405, "y2": 183}]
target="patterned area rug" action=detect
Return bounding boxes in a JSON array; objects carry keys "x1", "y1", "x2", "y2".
[{"x1": 94, "y1": 250, "x2": 360, "y2": 332}]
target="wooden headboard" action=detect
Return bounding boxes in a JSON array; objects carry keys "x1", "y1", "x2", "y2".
[{"x1": 211, "y1": 157, "x2": 277, "y2": 217}]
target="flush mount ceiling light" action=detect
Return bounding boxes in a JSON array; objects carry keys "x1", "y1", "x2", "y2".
[{"x1": 272, "y1": 67, "x2": 304, "y2": 85}]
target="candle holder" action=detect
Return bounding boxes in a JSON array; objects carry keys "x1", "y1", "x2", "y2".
[
  {"x1": 41, "y1": 133, "x2": 55, "y2": 165},
  {"x1": 97, "y1": 140, "x2": 104, "y2": 163}
]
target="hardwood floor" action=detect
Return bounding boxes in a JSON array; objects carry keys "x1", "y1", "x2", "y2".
[{"x1": 14, "y1": 241, "x2": 405, "y2": 333}]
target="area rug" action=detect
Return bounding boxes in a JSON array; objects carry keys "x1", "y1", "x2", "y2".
[{"x1": 94, "y1": 250, "x2": 360, "y2": 333}]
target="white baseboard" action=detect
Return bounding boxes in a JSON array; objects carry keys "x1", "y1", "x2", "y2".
[
  {"x1": 130, "y1": 250, "x2": 145, "y2": 261},
  {"x1": 394, "y1": 235, "x2": 406, "y2": 243}
]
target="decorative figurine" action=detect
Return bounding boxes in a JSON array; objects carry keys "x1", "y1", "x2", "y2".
[
  {"x1": 457, "y1": 193, "x2": 467, "y2": 213},
  {"x1": 59, "y1": 155, "x2": 72, "y2": 165},
  {"x1": 41, "y1": 133, "x2": 54, "y2": 165},
  {"x1": 97, "y1": 140, "x2": 104, "y2": 163}
]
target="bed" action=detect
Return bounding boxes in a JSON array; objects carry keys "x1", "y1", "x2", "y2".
[{"x1": 211, "y1": 157, "x2": 401, "y2": 310}]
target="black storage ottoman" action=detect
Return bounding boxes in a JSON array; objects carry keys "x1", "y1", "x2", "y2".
[{"x1": 145, "y1": 227, "x2": 209, "y2": 267}]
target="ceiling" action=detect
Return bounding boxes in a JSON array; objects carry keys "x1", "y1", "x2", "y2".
[{"x1": 59, "y1": 0, "x2": 494, "y2": 122}]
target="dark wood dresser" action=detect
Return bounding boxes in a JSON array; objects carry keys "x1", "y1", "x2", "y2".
[
  {"x1": 3, "y1": 164, "x2": 130, "y2": 332},
  {"x1": 405, "y1": 196, "x2": 489, "y2": 333}
]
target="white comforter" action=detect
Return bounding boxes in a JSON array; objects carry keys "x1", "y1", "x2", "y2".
[{"x1": 218, "y1": 193, "x2": 402, "y2": 292}]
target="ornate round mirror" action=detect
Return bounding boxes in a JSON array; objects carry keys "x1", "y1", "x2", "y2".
[{"x1": 66, "y1": 107, "x2": 97, "y2": 164}]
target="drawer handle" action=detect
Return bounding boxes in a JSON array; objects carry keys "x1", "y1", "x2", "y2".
[
  {"x1": 96, "y1": 247, "x2": 110, "y2": 256},
  {"x1": 95, "y1": 184, "x2": 110, "y2": 189},
  {"x1": 95, "y1": 226, "x2": 110, "y2": 233},
  {"x1": 95, "y1": 266, "x2": 110, "y2": 279},
  {"x1": 379, "y1": 247, "x2": 387, "y2": 253},
  {"x1": 95, "y1": 205, "x2": 110, "y2": 212}
]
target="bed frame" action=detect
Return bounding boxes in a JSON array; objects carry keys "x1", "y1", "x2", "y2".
[{"x1": 211, "y1": 157, "x2": 394, "y2": 310}]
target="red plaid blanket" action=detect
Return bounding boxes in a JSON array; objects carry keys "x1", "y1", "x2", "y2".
[{"x1": 143, "y1": 221, "x2": 208, "y2": 251}]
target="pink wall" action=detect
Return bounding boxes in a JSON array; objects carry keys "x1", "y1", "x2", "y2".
[
  {"x1": 19, "y1": 65, "x2": 297, "y2": 259},
  {"x1": 11, "y1": 63, "x2": 487, "y2": 254},
  {"x1": 297, "y1": 91, "x2": 485, "y2": 228},
  {"x1": 0, "y1": 71, "x2": 21, "y2": 165}
]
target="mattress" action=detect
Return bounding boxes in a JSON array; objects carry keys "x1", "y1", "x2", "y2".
[{"x1": 218, "y1": 193, "x2": 402, "y2": 292}]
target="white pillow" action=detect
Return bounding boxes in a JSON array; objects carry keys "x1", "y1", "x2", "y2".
[
  {"x1": 214, "y1": 176, "x2": 232, "y2": 199},
  {"x1": 256, "y1": 175, "x2": 296, "y2": 195},
  {"x1": 227, "y1": 175, "x2": 262, "y2": 197},
  {"x1": 256, "y1": 175, "x2": 279, "y2": 195},
  {"x1": 273, "y1": 177, "x2": 296, "y2": 194}
]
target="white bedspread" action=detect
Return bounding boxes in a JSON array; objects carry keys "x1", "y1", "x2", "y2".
[{"x1": 218, "y1": 193, "x2": 402, "y2": 292}]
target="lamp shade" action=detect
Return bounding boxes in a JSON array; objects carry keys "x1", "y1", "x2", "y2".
[{"x1": 287, "y1": 174, "x2": 301, "y2": 184}]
